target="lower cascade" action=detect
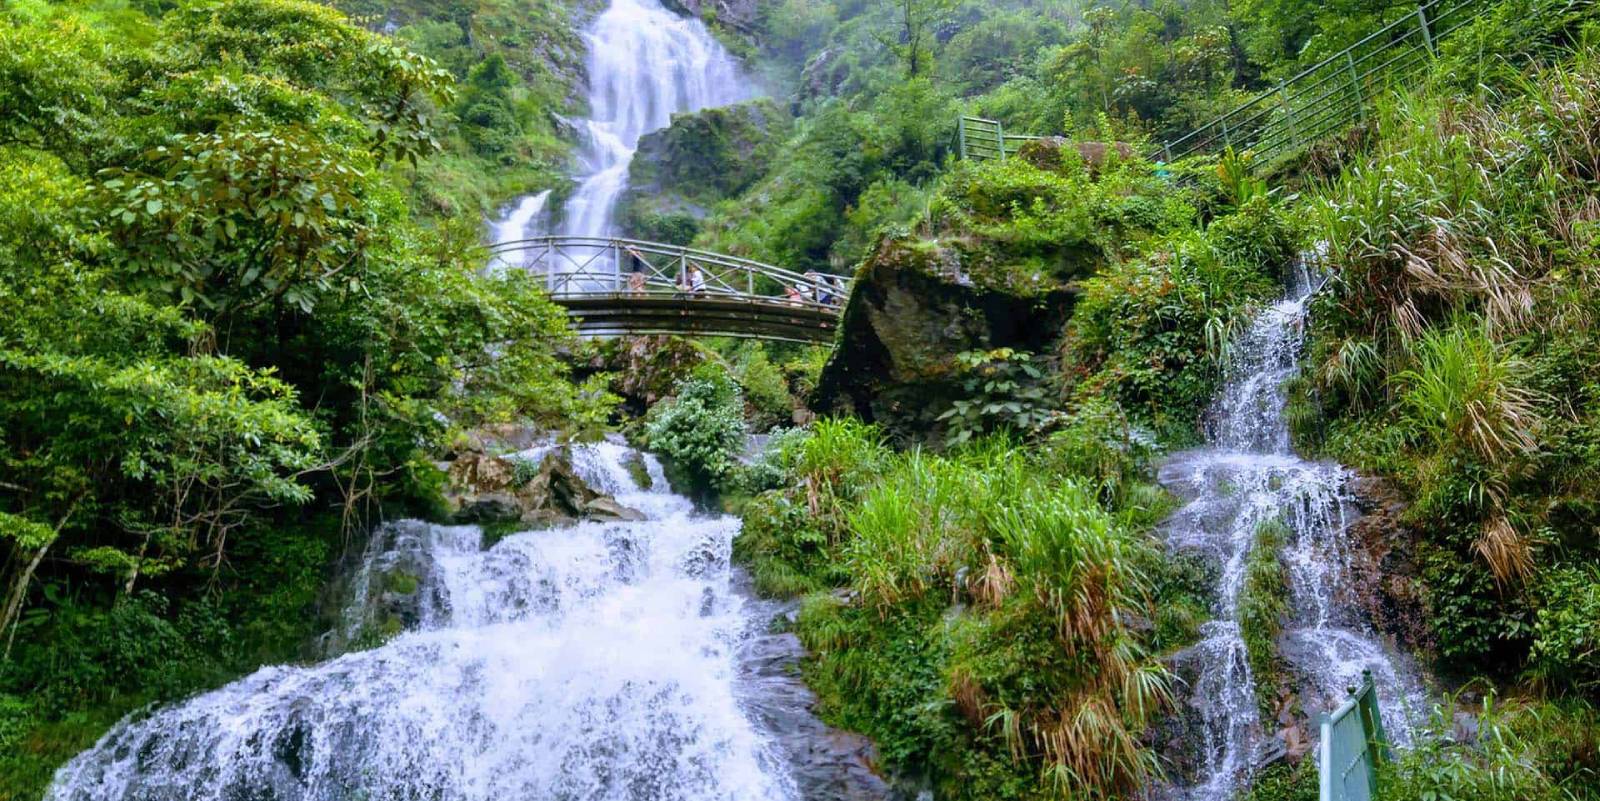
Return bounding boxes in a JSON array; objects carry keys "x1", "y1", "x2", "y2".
[
  {"x1": 1160, "y1": 265, "x2": 1425, "y2": 800},
  {"x1": 47, "y1": 441, "x2": 800, "y2": 801}
]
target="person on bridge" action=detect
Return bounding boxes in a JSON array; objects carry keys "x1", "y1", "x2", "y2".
[
  {"x1": 626, "y1": 268, "x2": 646, "y2": 294},
  {"x1": 687, "y1": 265, "x2": 706, "y2": 296},
  {"x1": 784, "y1": 285, "x2": 805, "y2": 306}
]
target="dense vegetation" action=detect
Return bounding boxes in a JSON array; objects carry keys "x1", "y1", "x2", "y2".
[
  {"x1": 6, "y1": 0, "x2": 1600, "y2": 798},
  {"x1": 0, "y1": 0, "x2": 608, "y2": 794}
]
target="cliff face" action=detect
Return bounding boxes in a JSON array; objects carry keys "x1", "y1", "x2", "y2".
[
  {"x1": 660, "y1": 0, "x2": 759, "y2": 32},
  {"x1": 617, "y1": 99, "x2": 789, "y2": 244},
  {"x1": 812, "y1": 237, "x2": 1075, "y2": 441}
]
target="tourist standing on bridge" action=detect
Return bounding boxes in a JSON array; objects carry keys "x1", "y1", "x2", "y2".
[{"x1": 686, "y1": 265, "x2": 706, "y2": 296}]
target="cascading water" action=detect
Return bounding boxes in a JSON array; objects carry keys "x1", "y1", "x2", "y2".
[
  {"x1": 1160, "y1": 263, "x2": 1423, "y2": 800},
  {"x1": 491, "y1": 0, "x2": 749, "y2": 277},
  {"x1": 47, "y1": 440, "x2": 800, "y2": 801}
]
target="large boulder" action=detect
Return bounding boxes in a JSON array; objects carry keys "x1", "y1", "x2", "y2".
[
  {"x1": 812, "y1": 237, "x2": 1076, "y2": 440},
  {"x1": 617, "y1": 99, "x2": 789, "y2": 244}
]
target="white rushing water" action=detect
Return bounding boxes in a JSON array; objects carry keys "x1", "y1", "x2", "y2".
[
  {"x1": 47, "y1": 440, "x2": 798, "y2": 801},
  {"x1": 490, "y1": 0, "x2": 749, "y2": 252},
  {"x1": 1160, "y1": 264, "x2": 1423, "y2": 800}
]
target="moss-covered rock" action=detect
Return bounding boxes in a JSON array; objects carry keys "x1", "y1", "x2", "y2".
[
  {"x1": 811, "y1": 237, "x2": 1075, "y2": 441},
  {"x1": 618, "y1": 99, "x2": 790, "y2": 244}
]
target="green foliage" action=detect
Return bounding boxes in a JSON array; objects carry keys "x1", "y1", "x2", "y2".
[
  {"x1": 937, "y1": 349, "x2": 1052, "y2": 446},
  {"x1": 1062, "y1": 198, "x2": 1289, "y2": 440},
  {"x1": 0, "y1": 1, "x2": 602, "y2": 786},
  {"x1": 643, "y1": 366, "x2": 748, "y2": 494},
  {"x1": 1239, "y1": 517, "x2": 1291, "y2": 709},
  {"x1": 735, "y1": 415, "x2": 1189, "y2": 799},
  {"x1": 1527, "y1": 564, "x2": 1600, "y2": 693},
  {"x1": 1378, "y1": 693, "x2": 1600, "y2": 801}
]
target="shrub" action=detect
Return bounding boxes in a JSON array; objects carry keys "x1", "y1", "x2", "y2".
[
  {"x1": 1527, "y1": 564, "x2": 1600, "y2": 693},
  {"x1": 642, "y1": 366, "x2": 747, "y2": 495}
]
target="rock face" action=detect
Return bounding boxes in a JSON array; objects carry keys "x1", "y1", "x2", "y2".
[
  {"x1": 445, "y1": 448, "x2": 645, "y2": 528},
  {"x1": 660, "y1": 0, "x2": 758, "y2": 32},
  {"x1": 1014, "y1": 137, "x2": 1136, "y2": 176},
  {"x1": 1344, "y1": 474, "x2": 1435, "y2": 656},
  {"x1": 737, "y1": 589, "x2": 903, "y2": 801},
  {"x1": 617, "y1": 99, "x2": 789, "y2": 244},
  {"x1": 812, "y1": 237, "x2": 1076, "y2": 440}
]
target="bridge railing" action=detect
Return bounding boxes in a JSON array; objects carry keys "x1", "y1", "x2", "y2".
[
  {"x1": 490, "y1": 236, "x2": 852, "y2": 314},
  {"x1": 958, "y1": 116, "x2": 1042, "y2": 163}
]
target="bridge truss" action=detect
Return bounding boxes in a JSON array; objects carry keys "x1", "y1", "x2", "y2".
[{"x1": 490, "y1": 237, "x2": 852, "y2": 344}]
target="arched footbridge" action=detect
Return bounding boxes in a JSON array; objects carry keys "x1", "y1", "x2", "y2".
[{"x1": 490, "y1": 237, "x2": 851, "y2": 344}]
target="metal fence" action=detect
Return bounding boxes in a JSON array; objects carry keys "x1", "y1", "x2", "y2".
[
  {"x1": 489, "y1": 236, "x2": 851, "y2": 313},
  {"x1": 958, "y1": 116, "x2": 1042, "y2": 162},
  {"x1": 1318, "y1": 670, "x2": 1392, "y2": 801},
  {"x1": 1151, "y1": 0, "x2": 1484, "y2": 168},
  {"x1": 957, "y1": 0, "x2": 1488, "y2": 171}
]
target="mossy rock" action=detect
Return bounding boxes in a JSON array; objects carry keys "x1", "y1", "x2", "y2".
[{"x1": 811, "y1": 236, "x2": 1076, "y2": 442}]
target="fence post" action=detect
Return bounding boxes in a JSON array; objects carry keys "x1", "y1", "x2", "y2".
[
  {"x1": 958, "y1": 116, "x2": 968, "y2": 160},
  {"x1": 1346, "y1": 52, "x2": 1366, "y2": 123},
  {"x1": 1278, "y1": 82, "x2": 1296, "y2": 154},
  {"x1": 1221, "y1": 117, "x2": 1232, "y2": 149},
  {"x1": 613, "y1": 241, "x2": 622, "y2": 292},
  {"x1": 1417, "y1": 3, "x2": 1436, "y2": 56},
  {"x1": 996, "y1": 120, "x2": 1007, "y2": 162}
]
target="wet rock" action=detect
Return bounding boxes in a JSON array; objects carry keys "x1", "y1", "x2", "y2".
[
  {"x1": 1452, "y1": 711, "x2": 1479, "y2": 744},
  {"x1": 443, "y1": 448, "x2": 642, "y2": 527},
  {"x1": 1343, "y1": 474, "x2": 1434, "y2": 656},
  {"x1": 737, "y1": 588, "x2": 900, "y2": 801},
  {"x1": 453, "y1": 494, "x2": 524, "y2": 524},
  {"x1": 811, "y1": 237, "x2": 1075, "y2": 442},
  {"x1": 660, "y1": 0, "x2": 757, "y2": 32}
]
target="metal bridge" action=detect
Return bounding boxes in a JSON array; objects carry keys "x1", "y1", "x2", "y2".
[{"x1": 489, "y1": 237, "x2": 851, "y2": 344}]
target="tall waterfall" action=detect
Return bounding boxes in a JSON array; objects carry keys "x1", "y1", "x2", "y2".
[
  {"x1": 47, "y1": 441, "x2": 799, "y2": 801},
  {"x1": 494, "y1": 0, "x2": 749, "y2": 245},
  {"x1": 1160, "y1": 265, "x2": 1423, "y2": 800}
]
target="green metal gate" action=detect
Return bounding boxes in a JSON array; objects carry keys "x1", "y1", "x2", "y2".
[{"x1": 1319, "y1": 670, "x2": 1391, "y2": 801}]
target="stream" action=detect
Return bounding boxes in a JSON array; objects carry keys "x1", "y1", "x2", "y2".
[
  {"x1": 1159, "y1": 264, "x2": 1425, "y2": 800},
  {"x1": 46, "y1": 442, "x2": 874, "y2": 800}
]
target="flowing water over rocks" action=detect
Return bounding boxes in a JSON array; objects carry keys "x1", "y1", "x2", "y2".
[
  {"x1": 48, "y1": 441, "x2": 882, "y2": 801},
  {"x1": 1159, "y1": 267, "x2": 1425, "y2": 800},
  {"x1": 493, "y1": 0, "x2": 749, "y2": 255}
]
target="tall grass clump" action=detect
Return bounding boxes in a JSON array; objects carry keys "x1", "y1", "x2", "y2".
[
  {"x1": 733, "y1": 412, "x2": 1193, "y2": 801},
  {"x1": 1305, "y1": 48, "x2": 1600, "y2": 678}
]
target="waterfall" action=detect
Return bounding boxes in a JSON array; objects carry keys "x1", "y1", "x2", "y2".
[
  {"x1": 1160, "y1": 264, "x2": 1423, "y2": 800},
  {"x1": 46, "y1": 440, "x2": 799, "y2": 801},
  {"x1": 490, "y1": 0, "x2": 749, "y2": 252}
]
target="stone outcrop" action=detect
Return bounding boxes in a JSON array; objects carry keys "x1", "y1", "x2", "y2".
[
  {"x1": 1344, "y1": 474, "x2": 1435, "y2": 656},
  {"x1": 445, "y1": 448, "x2": 644, "y2": 528},
  {"x1": 811, "y1": 237, "x2": 1076, "y2": 440},
  {"x1": 617, "y1": 99, "x2": 789, "y2": 244},
  {"x1": 1014, "y1": 137, "x2": 1136, "y2": 176},
  {"x1": 660, "y1": 0, "x2": 758, "y2": 32}
]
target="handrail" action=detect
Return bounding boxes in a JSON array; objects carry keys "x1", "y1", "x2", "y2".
[
  {"x1": 1150, "y1": 0, "x2": 1486, "y2": 168},
  {"x1": 956, "y1": 0, "x2": 1492, "y2": 171},
  {"x1": 489, "y1": 236, "x2": 852, "y2": 316}
]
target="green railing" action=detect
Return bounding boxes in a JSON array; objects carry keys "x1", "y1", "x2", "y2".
[
  {"x1": 1151, "y1": 0, "x2": 1484, "y2": 168},
  {"x1": 958, "y1": 0, "x2": 1489, "y2": 170},
  {"x1": 1319, "y1": 670, "x2": 1392, "y2": 801},
  {"x1": 958, "y1": 116, "x2": 1041, "y2": 162}
]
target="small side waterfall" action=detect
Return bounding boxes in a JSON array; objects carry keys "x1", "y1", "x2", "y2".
[
  {"x1": 1160, "y1": 265, "x2": 1423, "y2": 800},
  {"x1": 47, "y1": 440, "x2": 799, "y2": 801},
  {"x1": 491, "y1": 0, "x2": 749, "y2": 253}
]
